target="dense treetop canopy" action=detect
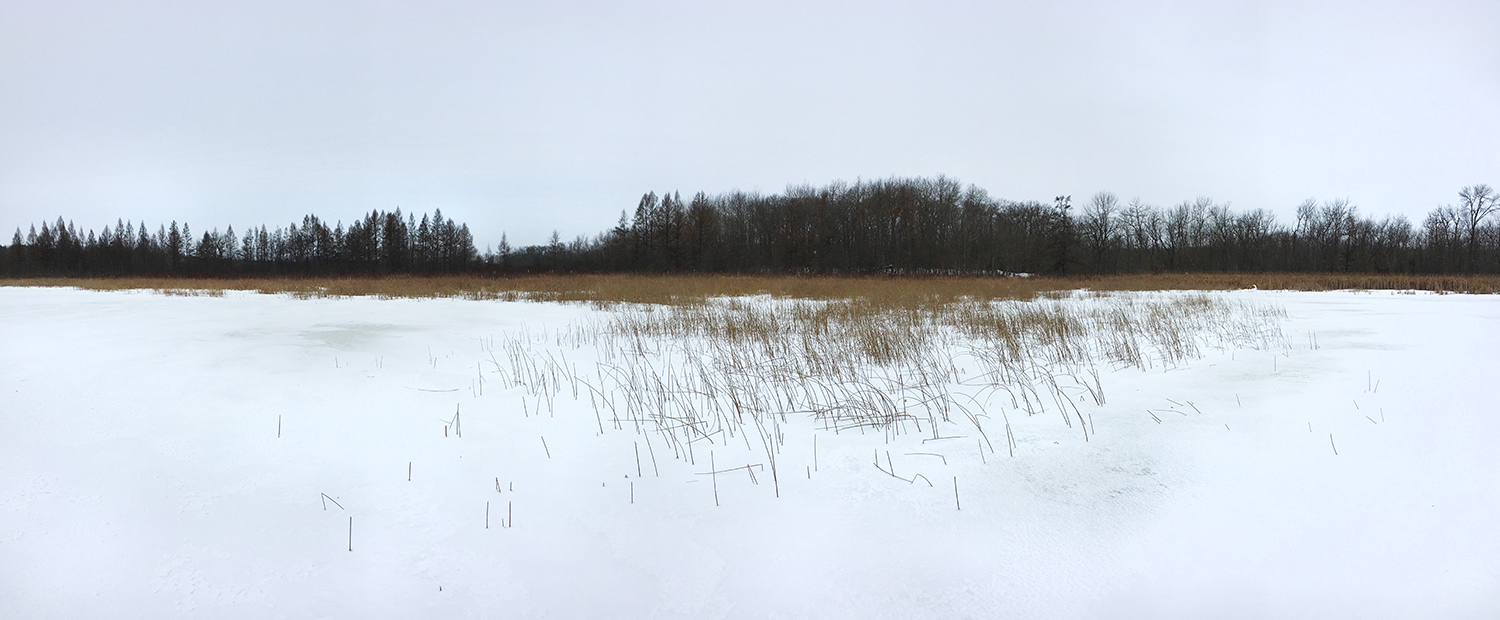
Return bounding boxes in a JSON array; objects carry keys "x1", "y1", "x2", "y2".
[{"x1": 5, "y1": 178, "x2": 1498, "y2": 276}]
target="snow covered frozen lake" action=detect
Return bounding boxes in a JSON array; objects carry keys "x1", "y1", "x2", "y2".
[{"x1": 2, "y1": 285, "x2": 1498, "y2": 619}]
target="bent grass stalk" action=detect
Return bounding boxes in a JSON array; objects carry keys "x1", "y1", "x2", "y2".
[{"x1": 479, "y1": 289, "x2": 1288, "y2": 496}]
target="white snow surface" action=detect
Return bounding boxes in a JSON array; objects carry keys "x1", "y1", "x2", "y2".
[{"x1": 2, "y1": 286, "x2": 1498, "y2": 619}]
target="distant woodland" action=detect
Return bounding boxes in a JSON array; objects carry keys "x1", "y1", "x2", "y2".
[{"x1": 4, "y1": 177, "x2": 1498, "y2": 277}]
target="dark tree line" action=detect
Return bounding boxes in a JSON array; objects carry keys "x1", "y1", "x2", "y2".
[
  {"x1": 2, "y1": 209, "x2": 478, "y2": 276},
  {"x1": 510, "y1": 178, "x2": 1500, "y2": 275},
  {"x1": 5, "y1": 178, "x2": 1498, "y2": 277}
]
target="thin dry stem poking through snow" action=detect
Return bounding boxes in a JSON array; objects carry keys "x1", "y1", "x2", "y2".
[{"x1": 486, "y1": 292, "x2": 1288, "y2": 470}]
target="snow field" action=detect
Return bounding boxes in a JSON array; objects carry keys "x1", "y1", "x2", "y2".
[{"x1": 2, "y1": 286, "x2": 1498, "y2": 618}]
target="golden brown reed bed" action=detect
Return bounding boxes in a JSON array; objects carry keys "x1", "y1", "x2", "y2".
[
  {"x1": 2, "y1": 271, "x2": 1306, "y2": 451},
  {"x1": 4, "y1": 272, "x2": 1499, "y2": 305},
  {"x1": 501, "y1": 291, "x2": 1290, "y2": 460}
]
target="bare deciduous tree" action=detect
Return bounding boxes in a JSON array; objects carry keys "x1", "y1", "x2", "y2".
[
  {"x1": 1081, "y1": 192, "x2": 1117, "y2": 273},
  {"x1": 1457, "y1": 184, "x2": 1497, "y2": 270}
]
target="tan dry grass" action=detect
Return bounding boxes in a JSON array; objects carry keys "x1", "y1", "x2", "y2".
[
  {"x1": 471, "y1": 290, "x2": 1289, "y2": 489},
  {"x1": 0, "y1": 272, "x2": 1303, "y2": 474},
  {"x1": 525, "y1": 291, "x2": 1290, "y2": 455},
  {"x1": 6, "y1": 272, "x2": 1500, "y2": 305}
]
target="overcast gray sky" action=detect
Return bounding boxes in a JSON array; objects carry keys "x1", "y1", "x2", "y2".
[{"x1": 3, "y1": 0, "x2": 1497, "y2": 247}]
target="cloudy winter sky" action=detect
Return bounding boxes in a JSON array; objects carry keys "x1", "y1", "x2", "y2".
[{"x1": 2, "y1": 0, "x2": 1497, "y2": 247}]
